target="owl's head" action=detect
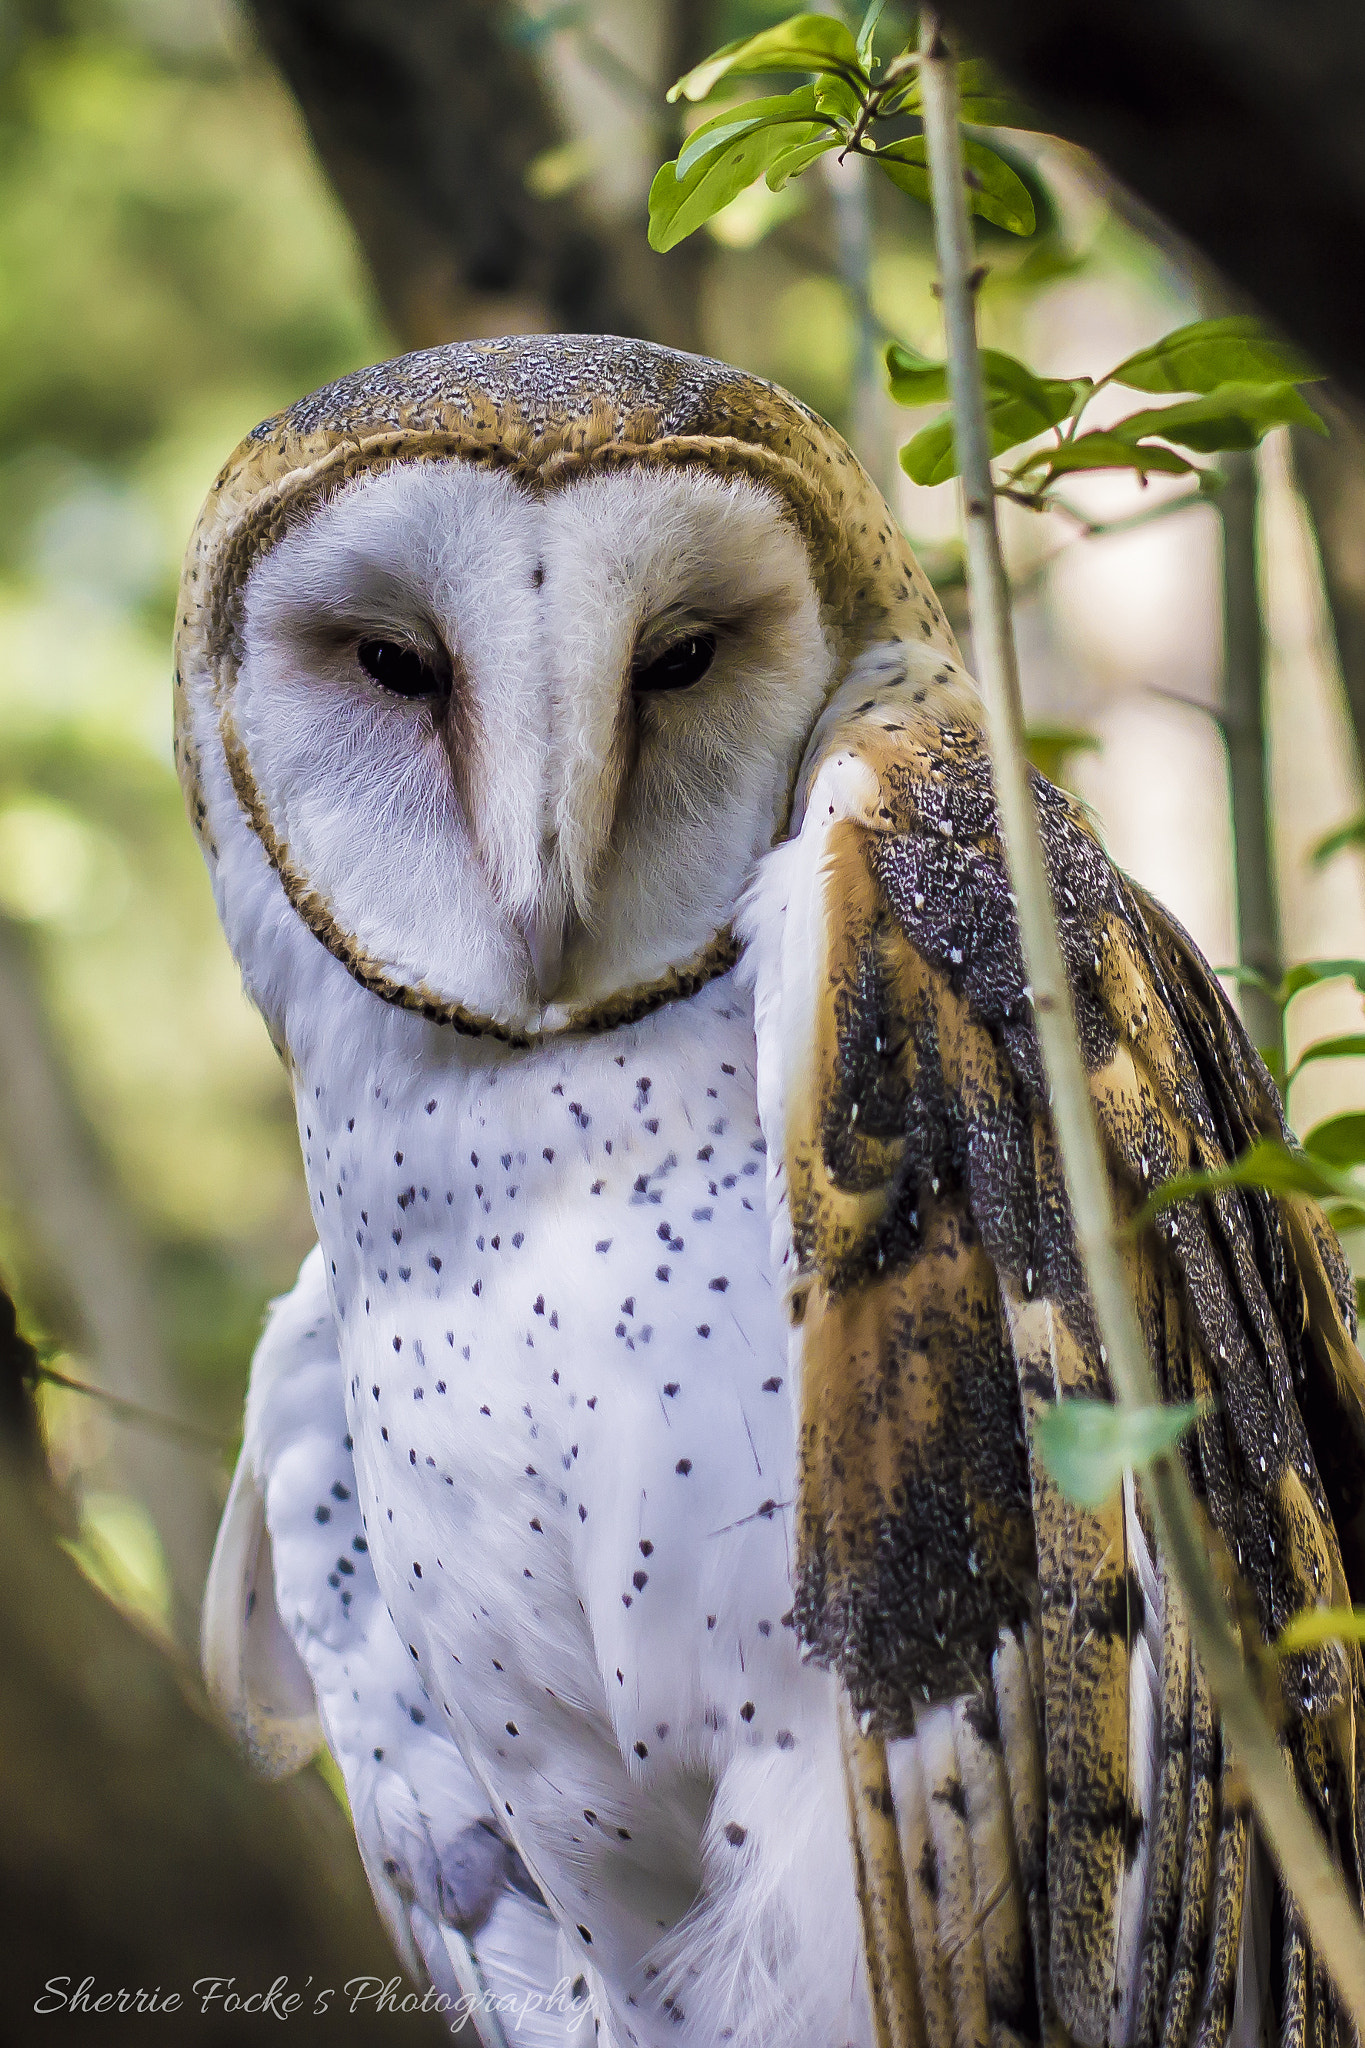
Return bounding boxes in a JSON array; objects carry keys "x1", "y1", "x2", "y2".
[{"x1": 176, "y1": 337, "x2": 954, "y2": 1043}]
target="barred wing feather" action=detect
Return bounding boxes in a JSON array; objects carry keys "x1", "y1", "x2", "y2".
[{"x1": 740, "y1": 643, "x2": 1365, "y2": 2048}]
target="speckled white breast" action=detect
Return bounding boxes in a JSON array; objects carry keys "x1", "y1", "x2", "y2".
[{"x1": 292, "y1": 972, "x2": 838, "y2": 2009}]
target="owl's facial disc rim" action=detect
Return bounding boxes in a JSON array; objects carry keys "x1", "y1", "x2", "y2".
[
  {"x1": 217, "y1": 440, "x2": 842, "y2": 1042},
  {"x1": 226, "y1": 686, "x2": 746, "y2": 1043}
]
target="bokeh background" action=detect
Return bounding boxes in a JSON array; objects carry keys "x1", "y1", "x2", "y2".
[{"x1": 3, "y1": 0, "x2": 1363, "y2": 1646}]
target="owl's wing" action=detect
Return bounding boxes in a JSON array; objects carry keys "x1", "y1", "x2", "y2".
[
  {"x1": 203, "y1": 1250, "x2": 575, "y2": 2048},
  {"x1": 740, "y1": 642, "x2": 1365, "y2": 2048}
]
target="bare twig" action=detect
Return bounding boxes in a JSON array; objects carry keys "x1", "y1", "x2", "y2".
[
  {"x1": 30, "y1": 1363, "x2": 236, "y2": 1455},
  {"x1": 918, "y1": 12, "x2": 1365, "y2": 2028}
]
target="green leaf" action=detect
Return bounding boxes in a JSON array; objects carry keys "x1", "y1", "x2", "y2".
[
  {"x1": 1312, "y1": 814, "x2": 1365, "y2": 867},
  {"x1": 876, "y1": 135, "x2": 1036, "y2": 235},
  {"x1": 1279, "y1": 958, "x2": 1365, "y2": 1002},
  {"x1": 958, "y1": 59, "x2": 1033, "y2": 127},
  {"x1": 1276, "y1": 1605, "x2": 1365, "y2": 1656},
  {"x1": 898, "y1": 416, "x2": 958, "y2": 486},
  {"x1": 1324, "y1": 1203, "x2": 1365, "y2": 1233},
  {"x1": 1010, "y1": 432, "x2": 1196, "y2": 483},
  {"x1": 855, "y1": 0, "x2": 888, "y2": 66},
  {"x1": 1107, "y1": 381, "x2": 1326, "y2": 455},
  {"x1": 675, "y1": 87, "x2": 831, "y2": 178},
  {"x1": 650, "y1": 108, "x2": 831, "y2": 250},
  {"x1": 765, "y1": 135, "x2": 840, "y2": 189},
  {"x1": 814, "y1": 72, "x2": 862, "y2": 124},
  {"x1": 885, "y1": 340, "x2": 949, "y2": 407},
  {"x1": 1109, "y1": 315, "x2": 1322, "y2": 396},
  {"x1": 1025, "y1": 724, "x2": 1101, "y2": 785},
  {"x1": 1287, "y1": 1034, "x2": 1365, "y2": 1085},
  {"x1": 874, "y1": 137, "x2": 930, "y2": 205},
  {"x1": 669, "y1": 13, "x2": 868, "y2": 103},
  {"x1": 1215, "y1": 964, "x2": 1278, "y2": 992},
  {"x1": 898, "y1": 58, "x2": 1040, "y2": 131},
  {"x1": 1134, "y1": 1138, "x2": 1363, "y2": 1226},
  {"x1": 1036, "y1": 1397, "x2": 1204, "y2": 1510},
  {"x1": 1303, "y1": 1113, "x2": 1365, "y2": 1171},
  {"x1": 897, "y1": 348, "x2": 1079, "y2": 484}
]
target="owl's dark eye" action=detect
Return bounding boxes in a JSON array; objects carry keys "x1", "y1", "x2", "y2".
[
  {"x1": 357, "y1": 638, "x2": 449, "y2": 700},
  {"x1": 632, "y1": 632, "x2": 717, "y2": 694}
]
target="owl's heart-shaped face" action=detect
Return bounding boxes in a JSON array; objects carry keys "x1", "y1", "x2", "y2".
[{"x1": 230, "y1": 460, "x2": 831, "y2": 1036}]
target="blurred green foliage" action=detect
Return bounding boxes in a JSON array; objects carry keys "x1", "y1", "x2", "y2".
[{"x1": 0, "y1": 0, "x2": 388, "y2": 1429}]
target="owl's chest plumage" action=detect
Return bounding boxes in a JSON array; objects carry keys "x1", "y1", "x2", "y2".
[{"x1": 293, "y1": 975, "x2": 831, "y2": 1971}]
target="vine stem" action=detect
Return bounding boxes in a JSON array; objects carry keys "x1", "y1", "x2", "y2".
[{"x1": 917, "y1": 10, "x2": 1365, "y2": 2026}]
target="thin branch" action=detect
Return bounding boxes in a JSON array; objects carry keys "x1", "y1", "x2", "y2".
[
  {"x1": 1144, "y1": 683, "x2": 1228, "y2": 733},
  {"x1": 918, "y1": 12, "x2": 1365, "y2": 2029},
  {"x1": 843, "y1": 50, "x2": 917, "y2": 159},
  {"x1": 1220, "y1": 448, "x2": 1284, "y2": 1060},
  {"x1": 1003, "y1": 486, "x2": 1211, "y2": 604},
  {"x1": 30, "y1": 1365, "x2": 236, "y2": 1456}
]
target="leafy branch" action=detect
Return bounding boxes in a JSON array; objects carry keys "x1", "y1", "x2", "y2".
[
  {"x1": 646, "y1": 6, "x2": 1325, "y2": 516},
  {"x1": 653, "y1": 4, "x2": 1365, "y2": 2029},
  {"x1": 890, "y1": 317, "x2": 1325, "y2": 500},
  {"x1": 647, "y1": 7, "x2": 1039, "y2": 255},
  {"x1": 1219, "y1": 953, "x2": 1365, "y2": 1091}
]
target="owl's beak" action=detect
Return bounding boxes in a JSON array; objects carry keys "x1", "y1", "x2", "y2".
[{"x1": 519, "y1": 906, "x2": 566, "y2": 1003}]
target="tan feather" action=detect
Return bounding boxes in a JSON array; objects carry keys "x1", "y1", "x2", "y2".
[
  {"x1": 1131, "y1": 1581, "x2": 1192, "y2": 2048},
  {"x1": 952, "y1": 1687, "x2": 1035, "y2": 2047},
  {"x1": 888, "y1": 1729, "x2": 960, "y2": 2046},
  {"x1": 919, "y1": 1701, "x2": 993, "y2": 2048},
  {"x1": 746, "y1": 645, "x2": 1365, "y2": 2045}
]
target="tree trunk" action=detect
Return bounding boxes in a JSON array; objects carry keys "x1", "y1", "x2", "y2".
[
  {"x1": 243, "y1": 0, "x2": 712, "y2": 350},
  {"x1": 1292, "y1": 399, "x2": 1365, "y2": 787},
  {"x1": 936, "y1": 0, "x2": 1365, "y2": 407},
  {"x1": 0, "y1": 1420, "x2": 438, "y2": 2042}
]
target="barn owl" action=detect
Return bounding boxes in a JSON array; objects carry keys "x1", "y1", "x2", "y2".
[{"x1": 185, "y1": 336, "x2": 1365, "y2": 2048}]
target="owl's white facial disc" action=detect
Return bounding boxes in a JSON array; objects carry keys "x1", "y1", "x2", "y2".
[{"x1": 231, "y1": 458, "x2": 832, "y2": 1036}]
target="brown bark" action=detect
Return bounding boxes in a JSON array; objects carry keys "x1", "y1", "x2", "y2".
[
  {"x1": 1292, "y1": 399, "x2": 1365, "y2": 785},
  {"x1": 243, "y1": 0, "x2": 712, "y2": 351},
  {"x1": 0, "y1": 1434, "x2": 439, "y2": 2043}
]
